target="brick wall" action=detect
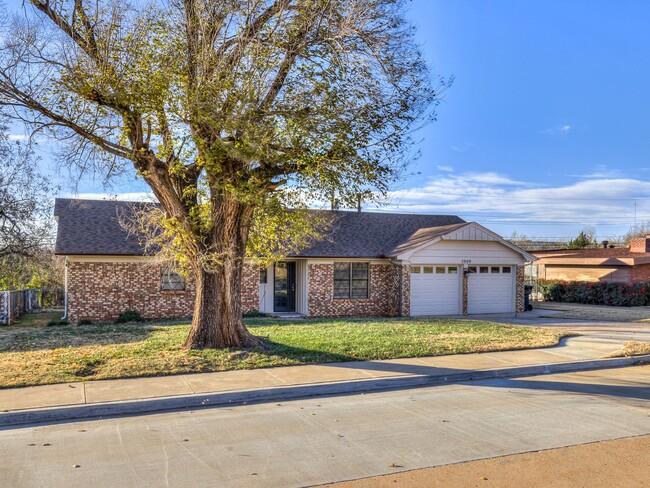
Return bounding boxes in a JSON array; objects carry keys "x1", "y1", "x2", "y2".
[
  {"x1": 399, "y1": 264, "x2": 411, "y2": 317},
  {"x1": 67, "y1": 261, "x2": 259, "y2": 323},
  {"x1": 307, "y1": 263, "x2": 402, "y2": 317},
  {"x1": 630, "y1": 263, "x2": 650, "y2": 283},
  {"x1": 241, "y1": 263, "x2": 260, "y2": 313},
  {"x1": 516, "y1": 265, "x2": 525, "y2": 313},
  {"x1": 630, "y1": 236, "x2": 650, "y2": 253}
]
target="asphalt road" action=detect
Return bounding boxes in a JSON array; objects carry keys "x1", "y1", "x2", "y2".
[{"x1": 1, "y1": 365, "x2": 649, "y2": 488}]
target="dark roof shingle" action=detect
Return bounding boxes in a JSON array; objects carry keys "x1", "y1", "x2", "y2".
[
  {"x1": 54, "y1": 199, "x2": 153, "y2": 255},
  {"x1": 54, "y1": 198, "x2": 466, "y2": 258}
]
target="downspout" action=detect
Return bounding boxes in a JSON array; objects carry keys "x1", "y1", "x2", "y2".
[{"x1": 61, "y1": 257, "x2": 68, "y2": 321}]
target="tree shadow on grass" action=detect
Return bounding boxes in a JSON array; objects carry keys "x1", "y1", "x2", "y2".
[{"x1": 0, "y1": 320, "x2": 182, "y2": 353}]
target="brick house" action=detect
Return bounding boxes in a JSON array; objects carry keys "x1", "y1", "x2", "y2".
[
  {"x1": 54, "y1": 199, "x2": 535, "y2": 323},
  {"x1": 532, "y1": 235, "x2": 650, "y2": 284}
]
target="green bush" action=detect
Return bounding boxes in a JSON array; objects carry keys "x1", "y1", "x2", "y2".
[
  {"x1": 46, "y1": 319, "x2": 70, "y2": 326},
  {"x1": 115, "y1": 310, "x2": 144, "y2": 324},
  {"x1": 539, "y1": 279, "x2": 650, "y2": 307},
  {"x1": 243, "y1": 309, "x2": 267, "y2": 318}
]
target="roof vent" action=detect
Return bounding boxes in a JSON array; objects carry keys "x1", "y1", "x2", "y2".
[{"x1": 601, "y1": 240, "x2": 609, "y2": 249}]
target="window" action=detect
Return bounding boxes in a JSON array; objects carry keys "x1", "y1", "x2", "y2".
[
  {"x1": 435, "y1": 267, "x2": 446, "y2": 274},
  {"x1": 334, "y1": 262, "x2": 369, "y2": 299},
  {"x1": 467, "y1": 266, "x2": 477, "y2": 274},
  {"x1": 423, "y1": 266, "x2": 433, "y2": 274},
  {"x1": 491, "y1": 267, "x2": 500, "y2": 273},
  {"x1": 161, "y1": 267, "x2": 185, "y2": 291},
  {"x1": 260, "y1": 268, "x2": 268, "y2": 284},
  {"x1": 412, "y1": 266, "x2": 421, "y2": 273},
  {"x1": 448, "y1": 266, "x2": 458, "y2": 274},
  {"x1": 479, "y1": 266, "x2": 489, "y2": 273},
  {"x1": 502, "y1": 266, "x2": 512, "y2": 273}
]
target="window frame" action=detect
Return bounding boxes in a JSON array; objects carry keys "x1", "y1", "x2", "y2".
[
  {"x1": 333, "y1": 262, "x2": 369, "y2": 299},
  {"x1": 160, "y1": 266, "x2": 186, "y2": 291}
]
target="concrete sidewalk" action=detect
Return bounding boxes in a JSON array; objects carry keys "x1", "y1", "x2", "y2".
[{"x1": 1, "y1": 333, "x2": 649, "y2": 427}]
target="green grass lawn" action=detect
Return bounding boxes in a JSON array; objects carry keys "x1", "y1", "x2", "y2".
[{"x1": 0, "y1": 315, "x2": 570, "y2": 388}]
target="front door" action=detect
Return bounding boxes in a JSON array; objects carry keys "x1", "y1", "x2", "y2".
[{"x1": 274, "y1": 262, "x2": 296, "y2": 312}]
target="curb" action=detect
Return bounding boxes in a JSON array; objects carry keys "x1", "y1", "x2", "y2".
[{"x1": 2, "y1": 355, "x2": 649, "y2": 428}]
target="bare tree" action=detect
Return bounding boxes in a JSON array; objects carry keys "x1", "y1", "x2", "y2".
[
  {"x1": 0, "y1": 124, "x2": 54, "y2": 259},
  {"x1": 0, "y1": 0, "x2": 442, "y2": 348}
]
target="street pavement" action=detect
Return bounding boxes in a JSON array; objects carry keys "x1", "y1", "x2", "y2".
[{"x1": 1, "y1": 364, "x2": 648, "y2": 488}]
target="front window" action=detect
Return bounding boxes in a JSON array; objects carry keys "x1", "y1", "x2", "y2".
[
  {"x1": 334, "y1": 262, "x2": 369, "y2": 299},
  {"x1": 161, "y1": 266, "x2": 185, "y2": 291}
]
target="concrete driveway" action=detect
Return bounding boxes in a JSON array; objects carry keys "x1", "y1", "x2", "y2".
[{"x1": 471, "y1": 307, "x2": 650, "y2": 359}]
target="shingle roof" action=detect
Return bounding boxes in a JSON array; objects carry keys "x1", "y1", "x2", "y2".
[
  {"x1": 291, "y1": 211, "x2": 466, "y2": 258},
  {"x1": 532, "y1": 248, "x2": 643, "y2": 259},
  {"x1": 54, "y1": 199, "x2": 155, "y2": 255},
  {"x1": 387, "y1": 223, "x2": 469, "y2": 257},
  {"x1": 54, "y1": 198, "x2": 466, "y2": 258}
]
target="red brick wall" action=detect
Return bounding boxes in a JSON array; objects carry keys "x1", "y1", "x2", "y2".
[
  {"x1": 629, "y1": 237, "x2": 650, "y2": 253},
  {"x1": 630, "y1": 263, "x2": 650, "y2": 283},
  {"x1": 67, "y1": 261, "x2": 259, "y2": 323},
  {"x1": 399, "y1": 264, "x2": 411, "y2": 317},
  {"x1": 307, "y1": 263, "x2": 401, "y2": 317},
  {"x1": 516, "y1": 265, "x2": 525, "y2": 313},
  {"x1": 241, "y1": 263, "x2": 260, "y2": 314}
]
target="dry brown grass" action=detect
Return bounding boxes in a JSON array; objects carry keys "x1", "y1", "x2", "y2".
[
  {"x1": 0, "y1": 315, "x2": 570, "y2": 388},
  {"x1": 534, "y1": 302, "x2": 650, "y2": 322},
  {"x1": 606, "y1": 341, "x2": 650, "y2": 358}
]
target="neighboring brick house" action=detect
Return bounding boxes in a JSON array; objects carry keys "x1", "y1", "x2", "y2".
[
  {"x1": 532, "y1": 235, "x2": 650, "y2": 284},
  {"x1": 54, "y1": 199, "x2": 535, "y2": 323}
]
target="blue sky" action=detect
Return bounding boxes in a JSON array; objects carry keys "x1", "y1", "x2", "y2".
[
  {"x1": 396, "y1": 0, "x2": 650, "y2": 240},
  {"x1": 6, "y1": 0, "x2": 650, "y2": 240}
]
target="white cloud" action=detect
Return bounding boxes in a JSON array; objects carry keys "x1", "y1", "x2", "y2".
[
  {"x1": 8, "y1": 134, "x2": 29, "y2": 142},
  {"x1": 565, "y1": 164, "x2": 623, "y2": 179},
  {"x1": 436, "y1": 165, "x2": 454, "y2": 173},
  {"x1": 541, "y1": 124, "x2": 572, "y2": 135},
  {"x1": 66, "y1": 192, "x2": 156, "y2": 202},
  {"x1": 373, "y1": 171, "x2": 650, "y2": 237}
]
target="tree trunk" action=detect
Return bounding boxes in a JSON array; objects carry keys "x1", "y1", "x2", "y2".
[
  {"x1": 183, "y1": 265, "x2": 258, "y2": 349},
  {"x1": 182, "y1": 197, "x2": 258, "y2": 350}
]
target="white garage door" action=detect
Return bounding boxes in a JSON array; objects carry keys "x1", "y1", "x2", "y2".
[
  {"x1": 468, "y1": 265, "x2": 515, "y2": 314},
  {"x1": 410, "y1": 265, "x2": 461, "y2": 316}
]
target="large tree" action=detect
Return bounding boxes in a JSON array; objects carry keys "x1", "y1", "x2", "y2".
[
  {"x1": 0, "y1": 0, "x2": 441, "y2": 348},
  {"x1": 0, "y1": 124, "x2": 54, "y2": 259}
]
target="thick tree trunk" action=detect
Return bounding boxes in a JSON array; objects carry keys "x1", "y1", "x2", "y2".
[
  {"x1": 182, "y1": 197, "x2": 259, "y2": 350},
  {"x1": 183, "y1": 265, "x2": 258, "y2": 349}
]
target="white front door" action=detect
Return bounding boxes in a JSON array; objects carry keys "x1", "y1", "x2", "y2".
[
  {"x1": 467, "y1": 265, "x2": 515, "y2": 314},
  {"x1": 410, "y1": 265, "x2": 461, "y2": 316}
]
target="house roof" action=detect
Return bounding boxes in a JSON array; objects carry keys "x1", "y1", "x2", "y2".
[
  {"x1": 54, "y1": 198, "x2": 156, "y2": 256},
  {"x1": 532, "y1": 247, "x2": 650, "y2": 266},
  {"x1": 54, "y1": 198, "x2": 467, "y2": 258},
  {"x1": 291, "y1": 211, "x2": 466, "y2": 258},
  {"x1": 387, "y1": 223, "x2": 469, "y2": 257}
]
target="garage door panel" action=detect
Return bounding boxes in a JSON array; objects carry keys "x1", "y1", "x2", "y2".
[
  {"x1": 410, "y1": 266, "x2": 460, "y2": 316},
  {"x1": 467, "y1": 267, "x2": 514, "y2": 314}
]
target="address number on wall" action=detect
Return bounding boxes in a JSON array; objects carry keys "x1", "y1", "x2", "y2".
[{"x1": 461, "y1": 259, "x2": 472, "y2": 264}]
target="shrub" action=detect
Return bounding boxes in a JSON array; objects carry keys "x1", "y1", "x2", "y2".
[
  {"x1": 46, "y1": 319, "x2": 70, "y2": 326},
  {"x1": 115, "y1": 310, "x2": 144, "y2": 324},
  {"x1": 538, "y1": 279, "x2": 650, "y2": 307},
  {"x1": 243, "y1": 309, "x2": 267, "y2": 318}
]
